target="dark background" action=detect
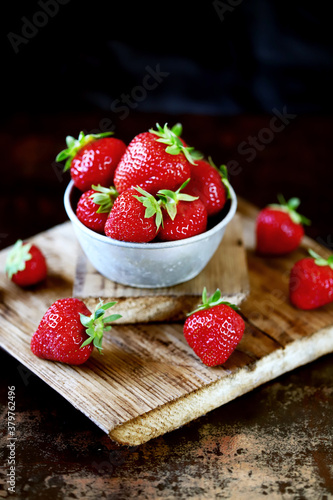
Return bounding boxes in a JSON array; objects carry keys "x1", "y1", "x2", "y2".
[{"x1": 1, "y1": 0, "x2": 333, "y2": 249}]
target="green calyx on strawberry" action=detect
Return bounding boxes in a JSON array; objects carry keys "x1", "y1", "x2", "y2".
[
  {"x1": 268, "y1": 194, "x2": 311, "y2": 226},
  {"x1": 79, "y1": 300, "x2": 122, "y2": 353},
  {"x1": 132, "y1": 186, "x2": 164, "y2": 232},
  {"x1": 149, "y1": 123, "x2": 203, "y2": 165},
  {"x1": 208, "y1": 157, "x2": 231, "y2": 200},
  {"x1": 90, "y1": 185, "x2": 119, "y2": 214},
  {"x1": 5, "y1": 239, "x2": 33, "y2": 279},
  {"x1": 308, "y1": 249, "x2": 333, "y2": 268},
  {"x1": 188, "y1": 287, "x2": 240, "y2": 315},
  {"x1": 56, "y1": 131, "x2": 114, "y2": 172},
  {"x1": 157, "y1": 178, "x2": 198, "y2": 220}
]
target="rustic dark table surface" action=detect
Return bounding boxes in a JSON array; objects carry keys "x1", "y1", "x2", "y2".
[{"x1": 1, "y1": 111, "x2": 333, "y2": 499}]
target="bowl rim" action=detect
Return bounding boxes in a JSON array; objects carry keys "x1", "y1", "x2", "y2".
[{"x1": 64, "y1": 180, "x2": 238, "y2": 250}]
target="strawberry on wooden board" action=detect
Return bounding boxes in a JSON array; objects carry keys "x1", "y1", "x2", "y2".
[
  {"x1": 183, "y1": 288, "x2": 245, "y2": 367},
  {"x1": 256, "y1": 195, "x2": 311, "y2": 255},
  {"x1": 113, "y1": 123, "x2": 202, "y2": 195},
  {"x1": 31, "y1": 298, "x2": 121, "y2": 365},
  {"x1": 184, "y1": 157, "x2": 231, "y2": 216},
  {"x1": 289, "y1": 249, "x2": 333, "y2": 310},
  {"x1": 104, "y1": 186, "x2": 162, "y2": 243},
  {"x1": 76, "y1": 185, "x2": 118, "y2": 234},
  {"x1": 157, "y1": 179, "x2": 208, "y2": 241},
  {"x1": 56, "y1": 131, "x2": 127, "y2": 192},
  {"x1": 5, "y1": 239, "x2": 47, "y2": 287}
]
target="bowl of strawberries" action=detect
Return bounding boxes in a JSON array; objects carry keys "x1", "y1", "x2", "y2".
[{"x1": 62, "y1": 123, "x2": 237, "y2": 288}]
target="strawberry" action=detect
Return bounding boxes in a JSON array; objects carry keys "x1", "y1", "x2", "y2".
[
  {"x1": 183, "y1": 288, "x2": 245, "y2": 367},
  {"x1": 113, "y1": 123, "x2": 202, "y2": 195},
  {"x1": 56, "y1": 131, "x2": 127, "y2": 192},
  {"x1": 30, "y1": 298, "x2": 121, "y2": 365},
  {"x1": 76, "y1": 185, "x2": 118, "y2": 234},
  {"x1": 104, "y1": 186, "x2": 162, "y2": 243},
  {"x1": 289, "y1": 249, "x2": 333, "y2": 310},
  {"x1": 256, "y1": 195, "x2": 311, "y2": 255},
  {"x1": 157, "y1": 179, "x2": 208, "y2": 241},
  {"x1": 5, "y1": 239, "x2": 47, "y2": 287},
  {"x1": 183, "y1": 157, "x2": 231, "y2": 216}
]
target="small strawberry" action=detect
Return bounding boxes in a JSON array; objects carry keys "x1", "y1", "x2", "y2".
[
  {"x1": 5, "y1": 239, "x2": 47, "y2": 287},
  {"x1": 113, "y1": 123, "x2": 202, "y2": 195},
  {"x1": 104, "y1": 186, "x2": 162, "y2": 243},
  {"x1": 183, "y1": 288, "x2": 245, "y2": 367},
  {"x1": 76, "y1": 185, "x2": 118, "y2": 234},
  {"x1": 184, "y1": 157, "x2": 231, "y2": 216},
  {"x1": 289, "y1": 249, "x2": 333, "y2": 310},
  {"x1": 56, "y1": 131, "x2": 127, "y2": 192},
  {"x1": 157, "y1": 179, "x2": 208, "y2": 241},
  {"x1": 31, "y1": 298, "x2": 121, "y2": 365},
  {"x1": 256, "y1": 195, "x2": 311, "y2": 255}
]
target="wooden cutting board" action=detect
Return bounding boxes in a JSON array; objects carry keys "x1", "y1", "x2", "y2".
[
  {"x1": 0, "y1": 198, "x2": 332, "y2": 447},
  {"x1": 73, "y1": 214, "x2": 250, "y2": 323}
]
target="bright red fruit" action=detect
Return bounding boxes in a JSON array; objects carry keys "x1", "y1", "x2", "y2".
[
  {"x1": 76, "y1": 185, "x2": 118, "y2": 234},
  {"x1": 113, "y1": 123, "x2": 202, "y2": 195},
  {"x1": 31, "y1": 298, "x2": 121, "y2": 365},
  {"x1": 256, "y1": 195, "x2": 310, "y2": 255},
  {"x1": 184, "y1": 158, "x2": 230, "y2": 216},
  {"x1": 104, "y1": 186, "x2": 162, "y2": 243},
  {"x1": 5, "y1": 239, "x2": 47, "y2": 287},
  {"x1": 183, "y1": 288, "x2": 245, "y2": 367},
  {"x1": 56, "y1": 131, "x2": 126, "y2": 192},
  {"x1": 289, "y1": 250, "x2": 333, "y2": 310},
  {"x1": 157, "y1": 181, "x2": 207, "y2": 241}
]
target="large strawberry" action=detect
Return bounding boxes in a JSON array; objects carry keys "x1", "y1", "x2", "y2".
[
  {"x1": 76, "y1": 185, "x2": 118, "y2": 234},
  {"x1": 256, "y1": 195, "x2": 311, "y2": 255},
  {"x1": 31, "y1": 298, "x2": 121, "y2": 365},
  {"x1": 183, "y1": 157, "x2": 231, "y2": 216},
  {"x1": 183, "y1": 288, "x2": 245, "y2": 367},
  {"x1": 56, "y1": 131, "x2": 126, "y2": 192},
  {"x1": 104, "y1": 186, "x2": 162, "y2": 243},
  {"x1": 5, "y1": 239, "x2": 47, "y2": 287},
  {"x1": 113, "y1": 123, "x2": 202, "y2": 195},
  {"x1": 289, "y1": 250, "x2": 333, "y2": 310},
  {"x1": 157, "y1": 180, "x2": 208, "y2": 241}
]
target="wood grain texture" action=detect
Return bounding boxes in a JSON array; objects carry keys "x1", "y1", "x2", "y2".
[
  {"x1": 0, "y1": 199, "x2": 332, "y2": 446},
  {"x1": 73, "y1": 214, "x2": 250, "y2": 323}
]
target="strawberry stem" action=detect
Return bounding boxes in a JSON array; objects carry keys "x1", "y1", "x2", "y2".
[
  {"x1": 79, "y1": 300, "x2": 121, "y2": 353},
  {"x1": 5, "y1": 239, "x2": 33, "y2": 279},
  {"x1": 308, "y1": 249, "x2": 333, "y2": 269},
  {"x1": 90, "y1": 185, "x2": 119, "y2": 214},
  {"x1": 187, "y1": 288, "x2": 240, "y2": 316},
  {"x1": 268, "y1": 194, "x2": 311, "y2": 226},
  {"x1": 157, "y1": 179, "x2": 198, "y2": 221},
  {"x1": 133, "y1": 186, "x2": 164, "y2": 231},
  {"x1": 149, "y1": 123, "x2": 203, "y2": 165},
  {"x1": 56, "y1": 131, "x2": 114, "y2": 172}
]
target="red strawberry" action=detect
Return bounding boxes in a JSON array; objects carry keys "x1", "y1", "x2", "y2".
[
  {"x1": 157, "y1": 180, "x2": 208, "y2": 241},
  {"x1": 289, "y1": 250, "x2": 333, "y2": 310},
  {"x1": 5, "y1": 239, "x2": 47, "y2": 287},
  {"x1": 184, "y1": 157, "x2": 230, "y2": 216},
  {"x1": 31, "y1": 298, "x2": 121, "y2": 365},
  {"x1": 256, "y1": 195, "x2": 311, "y2": 255},
  {"x1": 113, "y1": 123, "x2": 202, "y2": 195},
  {"x1": 56, "y1": 131, "x2": 127, "y2": 192},
  {"x1": 183, "y1": 288, "x2": 245, "y2": 367},
  {"x1": 76, "y1": 185, "x2": 118, "y2": 234},
  {"x1": 104, "y1": 186, "x2": 162, "y2": 243}
]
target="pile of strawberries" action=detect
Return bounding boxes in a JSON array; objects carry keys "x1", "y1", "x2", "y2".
[
  {"x1": 4, "y1": 122, "x2": 333, "y2": 369},
  {"x1": 57, "y1": 123, "x2": 231, "y2": 243}
]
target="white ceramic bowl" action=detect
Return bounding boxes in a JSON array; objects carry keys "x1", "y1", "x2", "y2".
[{"x1": 64, "y1": 181, "x2": 237, "y2": 288}]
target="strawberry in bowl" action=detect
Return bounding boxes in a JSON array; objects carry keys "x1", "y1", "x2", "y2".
[{"x1": 63, "y1": 122, "x2": 238, "y2": 288}]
